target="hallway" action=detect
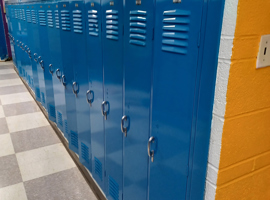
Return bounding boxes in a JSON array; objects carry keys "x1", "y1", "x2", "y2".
[{"x1": 0, "y1": 61, "x2": 97, "y2": 200}]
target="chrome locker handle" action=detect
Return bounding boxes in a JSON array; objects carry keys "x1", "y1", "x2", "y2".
[
  {"x1": 56, "y1": 69, "x2": 61, "y2": 80},
  {"x1": 61, "y1": 75, "x2": 67, "y2": 86},
  {"x1": 49, "y1": 64, "x2": 53, "y2": 75},
  {"x1": 148, "y1": 137, "x2": 155, "y2": 162},
  {"x1": 101, "y1": 101, "x2": 109, "y2": 120},
  {"x1": 34, "y1": 53, "x2": 38, "y2": 62},
  {"x1": 121, "y1": 115, "x2": 128, "y2": 137},
  {"x1": 72, "y1": 82, "x2": 79, "y2": 96},
  {"x1": 86, "y1": 90, "x2": 94, "y2": 106}
]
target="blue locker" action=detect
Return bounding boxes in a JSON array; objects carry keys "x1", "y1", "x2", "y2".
[
  {"x1": 38, "y1": 3, "x2": 56, "y2": 122},
  {"x1": 31, "y1": 4, "x2": 44, "y2": 103},
  {"x1": 122, "y1": 1, "x2": 155, "y2": 200},
  {"x1": 6, "y1": 6, "x2": 16, "y2": 66},
  {"x1": 14, "y1": 6, "x2": 23, "y2": 76},
  {"x1": 101, "y1": 0, "x2": 124, "y2": 199},
  {"x1": 70, "y1": 0, "x2": 92, "y2": 171},
  {"x1": 47, "y1": 3, "x2": 68, "y2": 136},
  {"x1": 19, "y1": 6, "x2": 27, "y2": 81},
  {"x1": 148, "y1": 0, "x2": 204, "y2": 199},
  {"x1": 58, "y1": 1, "x2": 77, "y2": 152},
  {"x1": 85, "y1": 0, "x2": 105, "y2": 190}
]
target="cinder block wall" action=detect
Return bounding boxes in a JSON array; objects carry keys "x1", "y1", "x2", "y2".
[{"x1": 205, "y1": 0, "x2": 270, "y2": 199}]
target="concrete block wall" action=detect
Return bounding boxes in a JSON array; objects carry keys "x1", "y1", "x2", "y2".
[{"x1": 205, "y1": 0, "x2": 270, "y2": 199}]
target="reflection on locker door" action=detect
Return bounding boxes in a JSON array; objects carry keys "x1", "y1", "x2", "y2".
[
  {"x1": 148, "y1": 0, "x2": 204, "y2": 199},
  {"x1": 70, "y1": 0, "x2": 92, "y2": 172},
  {"x1": 86, "y1": 0, "x2": 105, "y2": 191},
  {"x1": 122, "y1": 1, "x2": 154, "y2": 200},
  {"x1": 38, "y1": 3, "x2": 56, "y2": 122},
  {"x1": 48, "y1": 3, "x2": 68, "y2": 137},
  {"x1": 59, "y1": 1, "x2": 77, "y2": 152},
  {"x1": 101, "y1": 0, "x2": 124, "y2": 199}
]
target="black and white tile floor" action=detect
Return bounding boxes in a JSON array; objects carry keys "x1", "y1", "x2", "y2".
[{"x1": 0, "y1": 61, "x2": 97, "y2": 200}]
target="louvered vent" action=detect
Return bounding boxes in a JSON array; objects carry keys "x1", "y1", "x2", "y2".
[
  {"x1": 49, "y1": 105, "x2": 56, "y2": 119},
  {"x1": 73, "y1": 10, "x2": 83, "y2": 33},
  {"x1": 109, "y1": 176, "x2": 119, "y2": 200},
  {"x1": 129, "y1": 10, "x2": 147, "y2": 46},
  {"x1": 60, "y1": 10, "x2": 70, "y2": 31},
  {"x1": 35, "y1": 87, "x2": 40, "y2": 99},
  {"x1": 106, "y1": 10, "x2": 118, "y2": 40},
  {"x1": 88, "y1": 10, "x2": 98, "y2": 36},
  {"x1": 41, "y1": 92, "x2": 45, "y2": 104},
  {"x1": 81, "y1": 143, "x2": 90, "y2": 163},
  {"x1": 47, "y1": 10, "x2": 53, "y2": 28},
  {"x1": 26, "y1": 10, "x2": 31, "y2": 23},
  {"x1": 57, "y1": 111, "x2": 63, "y2": 127},
  {"x1": 162, "y1": 10, "x2": 190, "y2": 54},
  {"x1": 94, "y1": 157, "x2": 103, "y2": 180},
  {"x1": 38, "y1": 10, "x2": 46, "y2": 26},
  {"x1": 15, "y1": 9, "x2": 18, "y2": 19},
  {"x1": 22, "y1": 9, "x2": 26, "y2": 21},
  {"x1": 70, "y1": 131, "x2": 79, "y2": 149},
  {"x1": 31, "y1": 10, "x2": 37, "y2": 24},
  {"x1": 18, "y1": 9, "x2": 21, "y2": 20},
  {"x1": 55, "y1": 10, "x2": 60, "y2": 29},
  {"x1": 64, "y1": 120, "x2": 68, "y2": 135}
]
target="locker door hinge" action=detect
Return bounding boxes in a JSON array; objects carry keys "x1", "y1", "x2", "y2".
[{"x1": 197, "y1": 31, "x2": 201, "y2": 47}]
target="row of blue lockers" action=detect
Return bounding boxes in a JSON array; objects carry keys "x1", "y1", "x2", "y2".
[{"x1": 6, "y1": 0, "x2": 208, "y2": 199}]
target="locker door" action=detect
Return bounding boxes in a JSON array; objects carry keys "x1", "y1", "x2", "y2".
[
  {"x1": 86, "y1": 0, "x2": 105, "y2": 190},
  {"x1": 38, "y1": 3, "x2": 56, "y2": 122},
  {"x1": 47, "y1": 3, "x2": 68, "y2": 136},
  {"x1": 101, "y1": 0, "x2": 124, "y2": 199},
  {"x1": 59, "y1": 1, "x2": 77, "y2": 152},
  {"x1": 27, "y1": 4, "x2": 41, "y2": 102},
  {"x1": 122, "y1": 1, "x2": 155, "y2": 200},
  {"x1": 148, "y1": 0, "x2": 204, "y2": 199},
  {"x1": 18, "y1": 6, "x2": 26, "y2": 79},
  {"x1": 70, "y1": 0, "x2": 92, "y2": 172},
  {"x1": 14, "y1": 6, "x2": 22, "y2": 75},
  {"x1": 31, "y1": 4, "x2": 44, "y2": 104}
]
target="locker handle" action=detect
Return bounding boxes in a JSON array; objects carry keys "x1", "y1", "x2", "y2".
[
  {"x1": 39, "y1": 58, "x2": 44, "y2": 70},
  {"x1": 86, "y1": 90, "x2": 94, "y2": 106},
  {"x1": 56, "y1": 69, "x2": 61, "y2": 80},
  {"x1": 121, "y1": 115, "x2": 128, "y2": 137},
  {"x1": 34, "y1": 53, "x2": 38, "y2": 62},
  {"x1": 28, "y1": 50, "x2": 32, "y2": 59},
  {"x1": 72, "y1": 82, "x2": 79, "y2": 96},
  {"x1": 101, "y1": 101, "x2": 109, "y2": 120},
  {"x1": 61, "y1": 75, "x2": 67, "y2": 86},
  {"x1": 49, "y1": 64, "x2": 53, "y2": 75},
  {"x1": 148, "y1": 137, "x2": 155, "y2": 162}
]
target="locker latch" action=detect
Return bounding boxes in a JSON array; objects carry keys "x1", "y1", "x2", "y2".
[
  {"x1": 121, "y1": 115, "x2": 129, "y2": 137},
  {"x1": 86, "y1": 90, "x2": 94, "y2": 106},
  {"x1": 148, "y1": 137, "x2": 155, "y2": 162},
  {"x1": 101, "y1": 101, "x2": 109, "y2": 120}
]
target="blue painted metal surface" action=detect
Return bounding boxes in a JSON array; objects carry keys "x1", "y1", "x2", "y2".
[
  {"x1": 14, "y1": 6, "x2": 22, "y2": 75},
  {"x1": 122, "y1": 1, "x2": 155, "y2": 200},
  {"x1": 101, "y1": 0, "x2": 124, "y2": 199},
  {"x1": 6, "y1": 6, "x2": 17, "y2": 65},
  {"x1": 58, "y1": 1, "x2": 77, "y2": 152},
  {"x1": 38, "y1": 3, "x2": 56, "y2": 122},
  {"x1": 148, "y1": 0, "x2": 204, "y2": 199},
  {"x1": 85, "y1": 0, "x2": 105, "y2": 190},
  {"x1": 47, "y1": 2, "x2": 68, "y2": 136},
  {"x1": 69, "y1": 0, "x2": 92, "y2": 172}
]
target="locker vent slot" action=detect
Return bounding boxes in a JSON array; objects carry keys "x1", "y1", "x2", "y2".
[
  {"x1": 72, "y1": 10, "x2": 83, "y2": 34},
  {"x1": 61, "y1": 10, "x2": 70, "y2": 31},
  {"x1": 49, "y1": 105, "x2": 56, "y2": 119},
  {"x1": 26, "y1": 10, "x2": 31, "y2": 23},
  {"x1": 109, "y1": 176, "x2": 119, "y2": 200},
  {"x1": 19, "y1": 9, "x2": 22, "y2": 20},
  {"x1": 31, "y1": 10, "x2": 37, "y2": 24},
  {"x1": 64, "y1": 120, "x2": 68, "y2": 135},
  {"x1": 38, "y1": 10, "x2": 46, "y2": 26},
  {"x1": 15, "y1": 9, "x2": 18, "y2": 19},
  {"x1": 94, "y1": 157, "x2": 102, "y2": 180},
  {"x1": 57, "y1": 111, "x2": 63, "y2": 127},
  {"x1": 47, "y1": 10, "x2": 53, "y2": 28},
  {"x1": 22, "y1": 9, "x2": 25, "y2": 21},
  {"x1": 35, "y1": 87, "x2": 40, "y2": 99},
  {"x1": 55, "y1": 10, "x2": 60, "y2": 29},
  {"x1": 81, "y1": 143, "x2": 90, "y2": 163},
  {"x1": 129, "y1": 10, "x2": 147, "y2": 46},
  {"x1": 106, "y1": 10, "x2": 119, "y2": 40},
  {"x1": 41, "y1": 92, "x2": 45, "y2": 104},
  {"x1": 88, "y1": 10, "x2": 98, "y2": 37},
  {"x1": 70, "y1": 131, "x2": 79, "y2": 149},
  {"x1": 162, "y1": 9, "x2": 190, "y2": 54}
]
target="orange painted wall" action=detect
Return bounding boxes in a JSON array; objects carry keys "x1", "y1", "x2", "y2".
[{"x1": 216, "y1": 0, "x2": 270, "y2": 199}]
